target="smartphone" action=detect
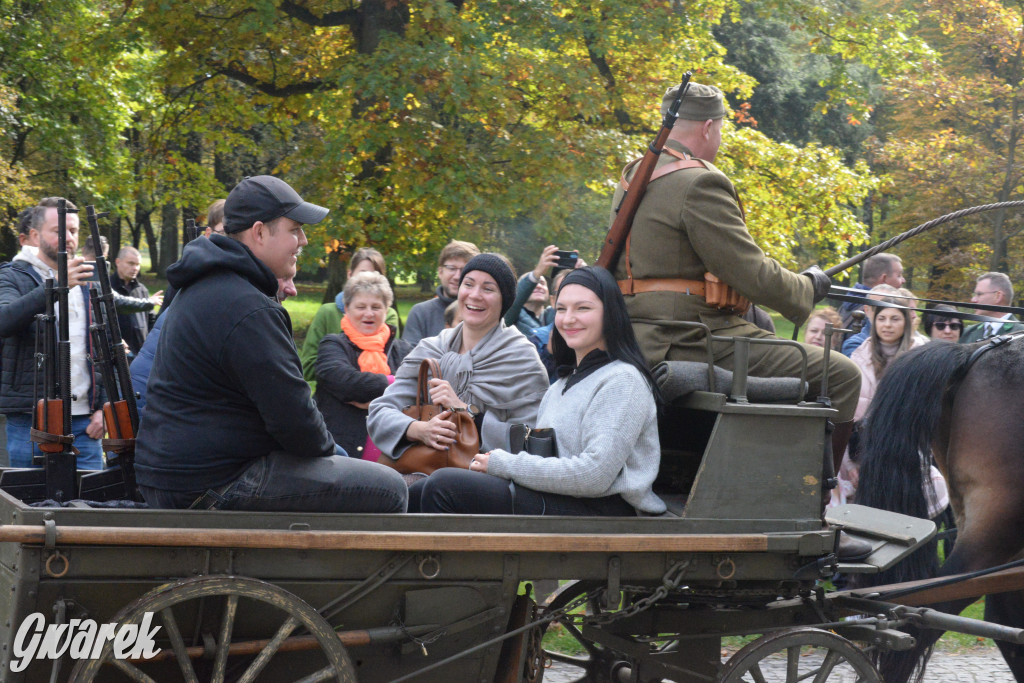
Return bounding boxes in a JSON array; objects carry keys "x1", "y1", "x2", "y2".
[{"x1": 553, "y1": 249, "x2": 579, "y2": 269}]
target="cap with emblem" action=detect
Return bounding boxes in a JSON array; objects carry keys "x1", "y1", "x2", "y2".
[
  {"x1": 224, "y1": 175, "x2": 329, "y2": 234},
  {"x1": 661, "y1": 82, "x2": 726, "y2": 121}
]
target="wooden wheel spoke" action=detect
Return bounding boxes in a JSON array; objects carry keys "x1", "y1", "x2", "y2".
[
  {"x1": 748, "y1": 662, "x2": 768, "y2": 683},
  {"x1": 292, "y1": 664, "x2": 340, "y2": 683},
  {"x1": 110, "y1": 656, "x2": 160, "y2": 683},
  {"x1": 786, "y1": 646, "x2": 801, "y2": 681},
  {"x1": 211, "y1": 593, "x2": 239, "y2": 683},
  {"x1": 236, "y1": 615, "x2": 302, "y2": 683},
  {"x1": 810, "y1": 650, "x2": 845, "y2": 683},
  {"x1": 159, "y1": 606, "x2": 200, "y2": 683}
]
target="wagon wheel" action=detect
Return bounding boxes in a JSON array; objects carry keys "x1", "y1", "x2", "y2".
[
  {"x1": 718, "y1": 628, "x2": 881, "y2": 682},
  {"x1": 70, "y1": 575, "x2": 357, "y2": 683},
  {"x1": 540, "y1": 580, "x2": 660, "y2": 683}
]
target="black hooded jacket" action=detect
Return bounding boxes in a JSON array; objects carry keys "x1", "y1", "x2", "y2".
[{"x1": 135, "y1": 235, "x2": 335, "y2": 493}]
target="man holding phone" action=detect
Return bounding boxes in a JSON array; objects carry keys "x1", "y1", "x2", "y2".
[{"x1": 504, "y1": 245, "x2": 584, "y2": 336}]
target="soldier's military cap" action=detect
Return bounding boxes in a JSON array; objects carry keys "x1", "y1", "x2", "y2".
[{"x1": 661, "y1": 82, "x2": 726, "y2": 121}]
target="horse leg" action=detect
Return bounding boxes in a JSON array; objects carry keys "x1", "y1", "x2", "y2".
[{"x1": 984, "y1": 590, "x2": 1024, "y2": 680}]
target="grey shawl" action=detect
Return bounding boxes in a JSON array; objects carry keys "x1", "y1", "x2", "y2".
[{"x1": 367, "y1": 321, "x2": 549, "y2": 458}]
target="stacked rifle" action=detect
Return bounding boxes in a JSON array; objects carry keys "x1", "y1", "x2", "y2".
[
  {"x1": 77, "y1": 206, "x2": 141, "y2": 501},
  {"x1": 1, "y1": 204, "x2": 143, "y2": 502}
]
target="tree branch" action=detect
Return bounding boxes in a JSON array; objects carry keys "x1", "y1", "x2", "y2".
[
  {"x1": 215, "y1": 62, "x2": 331, "y2": 97},
  {"x1": 278, "y1": 0, "x2": 359, "y2": 27}
]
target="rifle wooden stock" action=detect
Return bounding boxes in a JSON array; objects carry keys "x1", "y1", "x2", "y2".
[
  {"x1": 597, "y1": 71, "x2": 692, "y2": 271},
  {"x1": 102, "y1": 401, "x2": 134, "y2": 440},
  {"x1": 33, "y1": 399, "x2": 65, "y2": 453}
]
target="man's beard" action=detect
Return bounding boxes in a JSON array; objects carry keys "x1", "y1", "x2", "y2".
[{"x1": 38, "y1": 240, "x2": 59, "y2": 265}]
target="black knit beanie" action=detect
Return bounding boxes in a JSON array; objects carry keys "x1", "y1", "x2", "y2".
[{"x1": 459, "y1": 253, "x2": 517, "y2": 317}]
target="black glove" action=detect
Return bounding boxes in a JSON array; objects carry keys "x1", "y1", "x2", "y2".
[{"x1": 801, "y1": 265, "x2": 832, "y2": 304}]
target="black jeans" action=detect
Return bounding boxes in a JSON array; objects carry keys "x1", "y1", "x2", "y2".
[
  {"x1": 408, "y1": 468, "x2": 635, "y2": 516},
  {"x1": 139, "y1": 451, "x2": 408, "y2": 512}
]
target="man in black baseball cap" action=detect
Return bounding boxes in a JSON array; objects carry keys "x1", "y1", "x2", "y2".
[
  {"x1": 223, "y1": 175, "x2": 330, "y2": 234},
  {"x1": 135, "y1": 176, "x2": 408, "y2": 514}
]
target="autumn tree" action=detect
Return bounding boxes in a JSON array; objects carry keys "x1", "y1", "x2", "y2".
[
  {"x1": 124, "y1": 0, "x2": 889, "y2": 289},
  {"x1": 872, "y1": 0, "x2": 1024, "y2": 296}
]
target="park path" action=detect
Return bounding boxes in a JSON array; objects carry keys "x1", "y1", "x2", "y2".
[{"x1": 542, "y1": 645, "x2": 1016, "y2": 682}]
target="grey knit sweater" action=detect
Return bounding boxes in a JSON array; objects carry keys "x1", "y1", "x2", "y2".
[{"x1": 487, "y1": 361, "x2": 666, "y2": 514}]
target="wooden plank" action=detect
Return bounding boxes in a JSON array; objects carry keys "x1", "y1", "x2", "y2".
[
  {"x1": 0, "y1": 524, "x2": 770, "y2": 553},
  {"x1": 840, "y1": 566, "x2": 1024, "y2": 607}
]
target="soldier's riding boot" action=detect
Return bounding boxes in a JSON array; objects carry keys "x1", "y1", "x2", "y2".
[{"x1": 824, "y1": 420, "x2": 871, "y2": 561}]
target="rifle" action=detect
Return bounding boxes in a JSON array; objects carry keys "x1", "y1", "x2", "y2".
[
  {"x1": 77, "y1": 206, "x2": 141, "y2": 501},
  {"x1": 597, "y1": 72, "x2": 692, "y2": 271},
  {"x1": 30, "y1": 201, "x2": 78, "y2": 501},
  {"x1": 183, "y1": 217, "x2": 201, "y2": 246}
]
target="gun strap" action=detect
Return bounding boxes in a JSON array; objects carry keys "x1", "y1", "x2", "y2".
[
  {"x1": 29, "y1": 428, "x2": 75, "y2": 446},
  {"x1": 101, "y1": 437, "x2": 135, "y2": 453}
]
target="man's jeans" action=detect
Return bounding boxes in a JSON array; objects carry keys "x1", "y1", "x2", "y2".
[
  {"x1": 5, "y1": 413, "x2": 104, "y2": 470},
  {"x1": 139, "y1": 451, "x2": 408, "y2": 513}
]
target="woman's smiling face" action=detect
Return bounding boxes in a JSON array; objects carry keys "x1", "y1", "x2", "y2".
[{"x1": 458, "y1": 270, "x2": 502, "y2": 332}]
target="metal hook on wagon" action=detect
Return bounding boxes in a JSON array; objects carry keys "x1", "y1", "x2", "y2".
[
  {"x1": 45, "y1": 550, "x2": 69, "y2": 578},
  {"x1": 418, "y1": 554, "x2": 441, "y2": 580},
  {"x1": 716, "y1": 557, "x2": 736, "y2": 581}
]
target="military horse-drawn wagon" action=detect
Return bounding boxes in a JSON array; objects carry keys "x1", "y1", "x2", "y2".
[{"x1": 5, "y1": 323, "x2": 1021, "y2": 683}]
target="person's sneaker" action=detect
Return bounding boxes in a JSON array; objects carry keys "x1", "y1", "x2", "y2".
[{"x1": 837, "y1": 532, "x2": 872, "y2": 561}]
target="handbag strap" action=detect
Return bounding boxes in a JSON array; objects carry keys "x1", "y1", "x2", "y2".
[{"x1": 416, "y1": 358, "x2": 443, "y2": 406}]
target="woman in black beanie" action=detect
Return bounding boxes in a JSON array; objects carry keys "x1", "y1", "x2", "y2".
[{"x1": 368, "y1": 253, "x2": 549, "y2": 463}]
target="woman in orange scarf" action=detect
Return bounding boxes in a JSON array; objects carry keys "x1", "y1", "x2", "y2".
[{"x1": 315, "y1": 271, "x2": 411, "y2": 459}]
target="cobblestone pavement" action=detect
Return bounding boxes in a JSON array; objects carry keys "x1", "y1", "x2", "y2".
[{"x1": 541, "y1": 646, "x2": 1017, "y2": 682}]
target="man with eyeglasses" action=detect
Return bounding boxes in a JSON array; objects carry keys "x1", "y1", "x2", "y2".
[
  {"x1": 402, "y1": 239, "x2": 480, "y2": 346},
  {"x1": 960, "y1": 272, "x2": 1024, "y2": 343}
]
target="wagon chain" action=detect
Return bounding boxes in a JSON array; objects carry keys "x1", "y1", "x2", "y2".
[
  {"x1": 579, "y1": 560, "x2": 693, "y2": 626},
  {"x1": 388, "y1": 560, "x2": 691, "y2": 682}
]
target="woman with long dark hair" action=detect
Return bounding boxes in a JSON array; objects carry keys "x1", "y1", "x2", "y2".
[{"x1": 409, "y1": 266, "x2": 665, "y2": 516}]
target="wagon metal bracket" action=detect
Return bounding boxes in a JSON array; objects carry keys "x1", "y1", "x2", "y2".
[{"x1": 317, "y1": 552, "x2": 416, "y2": 623}]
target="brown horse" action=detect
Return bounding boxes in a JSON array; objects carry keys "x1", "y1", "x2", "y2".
[{"x1": 853, "y1": 335, "x2": 1024, "y2": 682}]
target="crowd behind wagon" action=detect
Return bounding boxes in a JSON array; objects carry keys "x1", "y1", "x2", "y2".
[{"x1": 1, "y1": 82, "x2": 1020, "y2": 542}]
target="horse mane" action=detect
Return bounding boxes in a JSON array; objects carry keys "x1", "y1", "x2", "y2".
[{"x1": 851, "y1": 342, "x2": 971, "y2": 589}]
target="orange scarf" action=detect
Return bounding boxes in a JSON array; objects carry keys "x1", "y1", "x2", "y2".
[{"x1": 340, "y1": 316, "x2": 391, "y2": 375}]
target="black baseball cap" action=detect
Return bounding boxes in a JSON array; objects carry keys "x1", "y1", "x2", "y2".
[{"x1": 223, "y1": 175, "x2": 329, "y2": 234}]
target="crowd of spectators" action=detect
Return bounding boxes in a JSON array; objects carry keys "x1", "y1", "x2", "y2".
[{"x1": 1, "y1": 191, "x2": 1019, "y2": 532}]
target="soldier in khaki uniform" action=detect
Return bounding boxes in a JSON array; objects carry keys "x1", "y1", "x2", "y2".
[{"x1": 612, "y1": 84, "x2": 863, "y2": 536}]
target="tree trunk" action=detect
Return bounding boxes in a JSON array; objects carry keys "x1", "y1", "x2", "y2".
[
  {"x1": 138, "y1": 205, "x2": 157, "y2": 272},
  {"x1": 323, "y1": 249, "x2": 347, "y2": 304},
  {"x1": 108, "y1": 216, "x2": 122, "y2": 258},
  {"x1": 158, "y1": 202, "x2": 179, "y2": 276}
]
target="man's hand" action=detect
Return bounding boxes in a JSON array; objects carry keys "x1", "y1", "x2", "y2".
[
  {"x1": 67, "y1": 257, "x2": 95, "y2": 288},
  {"x1": 533, "y1": 245, "x2": 560, "y2": 280},
  {"x1": 86, "y1": 410, "x2": 105, "y2": 440},
  {"x1": 149, "y1": 290, "x2": 164, "y2": 307},
  {"x1": 801, "y1": 266, "x2": 832, "y2": 304}
]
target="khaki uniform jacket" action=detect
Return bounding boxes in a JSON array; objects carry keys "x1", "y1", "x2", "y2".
[{"x1": 610, "y1": 139, "x2": 861, "y2": 422}]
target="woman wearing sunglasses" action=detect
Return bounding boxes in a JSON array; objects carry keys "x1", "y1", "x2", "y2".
[{"x1": 922, "y1": 304, "x2": 963, "y2": 342}]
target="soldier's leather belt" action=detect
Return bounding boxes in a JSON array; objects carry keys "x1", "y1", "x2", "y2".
[
  {"x1": 618, "y1": 275, "x2": 751, "y2": 314},
  {"x1": 618, "y1": 277, "x2": 707, "y2": 296}
]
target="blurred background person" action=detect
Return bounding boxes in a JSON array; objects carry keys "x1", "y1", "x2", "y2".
[
  {"x1": 923, "y1": 304, "x2": 963, "y2": 342},
  {"x1": 403, "y1": 240, "x2": 480, "y2": 346},
  {"x1": 803, "y1": 306, "x2": 842, "y2": 351}
]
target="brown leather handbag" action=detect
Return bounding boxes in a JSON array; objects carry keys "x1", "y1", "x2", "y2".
[{"x1": 380, "y1": 358, "x2": 480, "y2": 475}]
